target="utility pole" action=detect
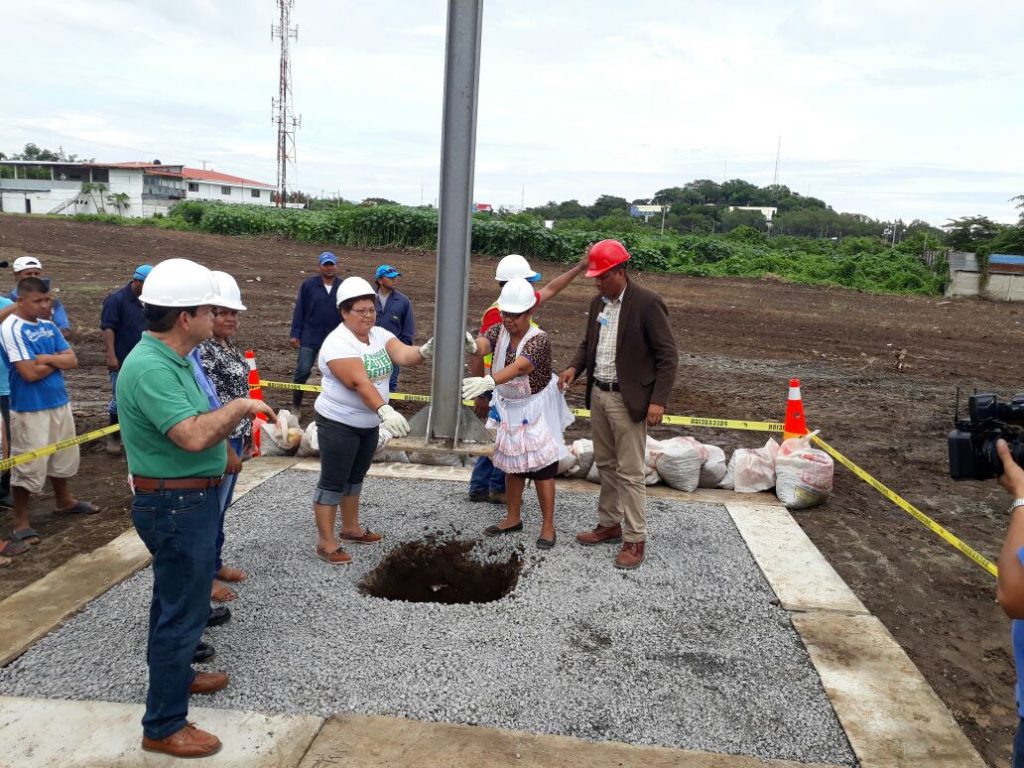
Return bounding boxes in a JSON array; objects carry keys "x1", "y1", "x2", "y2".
[{"x1": 272, "y1": 0, "x2": 301, "y2": 207}]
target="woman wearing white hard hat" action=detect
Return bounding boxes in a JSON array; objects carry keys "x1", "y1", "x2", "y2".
[
  {"x1": 312, "y1": 275, "x2": 448, "y2": 565},
  {"x1": 462, "y1": 277, "x2": 574, "y2": 549},
  {"x1": 197, "y1": 271, "x2": 251, "y2": 602}
]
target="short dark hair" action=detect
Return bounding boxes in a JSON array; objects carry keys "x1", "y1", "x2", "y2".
[
  {"x1": 339, "y1": 295, "x2": 374, "y2": 314},
  {"x1": 17, "y1": 277, "x2": 49, "y2": 296},
  {"x1": 145, "y1": 304, "x2": 199, "y2": 332}
]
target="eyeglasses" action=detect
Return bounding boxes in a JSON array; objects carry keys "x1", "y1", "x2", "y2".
[
  {"x1": 500, "y1": 310, "x2": 526, "y2": 319},
  {"x1": 348, "y1": 307, "x2": 377, "y2": 317}
]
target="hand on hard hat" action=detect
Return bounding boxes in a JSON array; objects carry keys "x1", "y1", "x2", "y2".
[
  {"x1": 419, "y1": 338, "x2": 434, "y2": 360},
  {"x1": 462, "y1": 375, "x2": 496, "y2": 400},
  {"x1": 377, "y1": 403, "x2": 410, "y2": 437},
  {"x1": 464, "y1": 332, "x2": 478, "y2": 355}
]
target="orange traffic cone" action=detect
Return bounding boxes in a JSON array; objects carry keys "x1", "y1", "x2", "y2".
[
  {"x1": 246, "y1": 350, "x2": 267, "y2": 457},
  {"x1": 783, "y1": 378, "x2": 808, "y2": 441}
]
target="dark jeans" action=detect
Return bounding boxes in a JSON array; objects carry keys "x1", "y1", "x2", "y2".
[
  {"x1": 132, "y1": 488, "x2": 219, "y2": 740},
  {"x1": 214, "y1": 436, "x2": 244, "y2": 574},
  {"x1": 0, "y1": 394, "x2": 9, "y2": 497},
  {"x1": 314, "y1": 414, "x2": 378, "y2": 505},
  {"x1": 470, "y1": 456, "x2": 506, "y2": 494},
  {"x1": 108, "y1": 370, "x2": 119, "y2": 416},
  {"x1": 389, "y1": 365, "x2": 400, "y2": 393},
  {"x1": 1015, "y1": 717, "x2": 1024, "y2": 768},
  {"x1": 292, "y1": 345, "x2": 320, "y2": 408}
]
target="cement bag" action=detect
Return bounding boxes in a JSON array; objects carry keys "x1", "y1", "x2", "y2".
[
  {"x1": 586, "y1": 460, "x2": 601, "y2": 484},
  {"x1": 557, "y1": 447, "x2": 579, "y2": 477},
  {"x1": 372, "y1": 427, "x2": 394, "y2": 462},
  {"x1": 641, "y1": 438, "x2": 663, "y2": 486},
  {"x1": 296, "y1": 422, "x2": 319, "y2": 458},
  {"x1": 566, "y1": 439, "x2": 594, "y2": 479},
  {"x1": 257, "y1": 411, "x2": 301, "y2": 456},
  {"x1": 775, "y1": 432, "x2": 833, "y2": 509},
  {"x1": 726, "y1": 438, "x2": 780, "y2": 493},
  {"x1": 699, "y1": 444, "x2": 728, "y2": 488},
  {"x1": 408, "y1": 451, "x2": 462, "y2": 467},
  {"x1": 652, "y1": 436, "x2": 706, "y2": 492},
  {"x1": 383, "y1": 450, "x2": 410, "y2": 463}
]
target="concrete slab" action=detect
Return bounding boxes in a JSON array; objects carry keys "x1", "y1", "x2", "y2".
[
  {"x1": 0, "y1": 696, "x2": 323, "y2": 768},
  {"x1": 794, "y1": 612, "x2": 987, "y2": 767},
  {"x1": 297, "y1": 713, "x2": 847, "y2": 768},
  {"x1": 0, "y1": 456, "x2": 299, "y2": 667},
  {"x1": 726, "y1": 503, "x2": 868, "y2": 615}
]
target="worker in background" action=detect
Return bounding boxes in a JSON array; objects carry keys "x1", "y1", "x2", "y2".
[
  {"x1": 288, "y1": 252, "x2": 341, "y2": 414},
  {"x1": 373, "y1": 264, "x2": 415, "y2": 392}
]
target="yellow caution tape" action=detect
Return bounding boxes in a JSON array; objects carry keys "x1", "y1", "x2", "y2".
[
  {"x1": 0, "y1": 424, "x2": 120, "y2": 473},
  {"x1": 812, "y1": 435, "x2": 997, "y2": 578}
]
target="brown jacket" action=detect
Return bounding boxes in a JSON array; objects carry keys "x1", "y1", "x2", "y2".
[{"x1": 567, "y1": 280, "x2": 679, "y2": 423}]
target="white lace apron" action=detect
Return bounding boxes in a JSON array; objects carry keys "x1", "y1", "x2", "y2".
[{"x1": 488, "y1": 325, "x2": 574, "y2": 474}]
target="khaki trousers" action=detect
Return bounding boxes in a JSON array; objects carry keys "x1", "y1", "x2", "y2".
[{"x1": 591, "y1": 387, "x2": 647, "y2": 542}]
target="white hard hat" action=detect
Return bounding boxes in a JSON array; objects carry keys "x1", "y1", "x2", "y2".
[
  {"x1": 497, "y1": 277, "x2": 537, "y2": 314},
  {"x1": 495, "y1": 254, "x2": 540, "y2": 283},
  {"x1": 211, "y1": 271, "x2": 246, "y2": 311},
  {"x1": 13, "y1": 256, "x2": 42, "y2": 272},
  {"x1": 139, "y1": 258, "x2": 223, "y2": 308},
  {"x1": 336, "y1": 276, "x2": 376, "y2": 306}
]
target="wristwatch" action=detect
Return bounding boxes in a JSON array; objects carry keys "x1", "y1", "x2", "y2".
[{"x1": 1009, "y1": 499, "x2": 1024, "y2": 514}]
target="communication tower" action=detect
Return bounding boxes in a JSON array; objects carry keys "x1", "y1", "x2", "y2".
[{"x1": 272, "y1": 0, "x2": 301, "y2": 206}]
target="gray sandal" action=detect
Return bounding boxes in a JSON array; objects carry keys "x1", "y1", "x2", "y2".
[{"x1": 10, "y1": 527, "x2": 40, "y2": 545}]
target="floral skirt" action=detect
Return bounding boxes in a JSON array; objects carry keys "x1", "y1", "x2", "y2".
[{"x1": 491, "y1": 377, "x2": 573, "y2": 475}]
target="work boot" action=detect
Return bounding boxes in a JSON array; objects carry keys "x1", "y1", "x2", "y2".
[
  {"x1": 614, "y1": 541, "x2": 646, "y2": 570},
  {"x1": 142, "y1": 723, "x2": 222, "y2": 758},
  {"x1": 190, "y1": 671, "x2": 229, "y2": 695},
  {"x1": 487, "y1": 491, "x2": 507, "y2": 504},
  {"x1": 575, "y1": 523, "x2": 622, "y2": 547}
]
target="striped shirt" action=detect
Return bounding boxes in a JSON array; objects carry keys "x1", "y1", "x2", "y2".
[
  {"x1": 0, "y1": 315, "x2": 70, "y2": 412},
  {"x1": 593, "y1": 287, "x2": 625, "y2": 384}
]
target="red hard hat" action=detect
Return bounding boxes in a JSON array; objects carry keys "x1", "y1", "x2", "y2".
[{"x1": 585, "y1": 239, "x2": 631, "y2": 277}]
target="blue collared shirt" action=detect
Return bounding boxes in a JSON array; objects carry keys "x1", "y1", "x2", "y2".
[{"x1": 100, "y1": 283, "x2": 146, "y2": 365}]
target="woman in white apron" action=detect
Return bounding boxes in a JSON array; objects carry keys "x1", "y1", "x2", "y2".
[{"x1": 462, "y1": 278, "x2": 574, "y2": 549}]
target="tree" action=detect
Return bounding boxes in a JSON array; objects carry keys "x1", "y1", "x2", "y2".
[
  {"x1": 589, "y1": 194, "x2": 630, "y2": 220},
  {"x1": 943, "y1": 215, "x2": 1006, "y2": 251}
]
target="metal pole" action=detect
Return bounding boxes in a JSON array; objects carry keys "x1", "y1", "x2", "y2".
[{"x1": 422, "y1": 0, "x2": 486, "y2": 443}]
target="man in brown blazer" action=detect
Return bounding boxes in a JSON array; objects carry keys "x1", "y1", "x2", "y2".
[{"x1": 558, "y1": 240, "x2": 678, "y2": 569}]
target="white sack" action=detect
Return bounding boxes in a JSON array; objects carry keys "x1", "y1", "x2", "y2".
[
  {"x1": 726, "y1": 438, "x2": 780, "y2": 493},
  {"x1": 699, "y1": 444, "x2": 728, "y2": 488},
  {"x1": 652, "y1": 436, "x2": 706, "y2": 492},
  {"x1": 775, "y1": 432, "x2": 833, "y2": 509}
]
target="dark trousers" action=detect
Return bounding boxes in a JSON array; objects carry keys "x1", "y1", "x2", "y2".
[
  {"x1": 132, "y1": 488, "x2": 219, "y2": 740},
  {"x1": 389, "y1": 365, "x2": 400, "y2": 393},
  {"x1": 1015, "y1": 717, "x2": 1024, "y2": 768},
  {"x1": 214, "y1": 436, "x2": 245, "y2": 574},
  {"x1": 292, "y1": 345, "x2": 320, "y2": 408},
  {"x1": 470, "y1": 455, "x2": 505, "y2": 494},
  {"x1": 0, "y1": 395, "x2": 9, "y2": 497},
  {"x1": 314, "y1": 415, "x2": 378, "y2": 504}
]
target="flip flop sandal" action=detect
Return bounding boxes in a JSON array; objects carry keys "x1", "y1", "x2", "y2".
[
  {"x1": 10, "y1": 528, "x2": 40, "y2": 546},
  {"x1": 54, "y1": 501, "x2": 100, "y2": 515},
  {"x1": 0, "y1": 539, "x2": 30, "y2": 557},
  {"x1": 484, "y1": 522, "x2": 524, "y2": 537},
  {"x1": 217, "y1": 567, "x2": 247, "y2": 583},
  {"x1": 211, "y1": 583, "x2": 238, "y2": 603},
  {"x1": 536, "y1": 534, "x2": 557, "y2": 550},
  {"x1": 316, "y1": 546, "x2": 352, "y2": 566}
]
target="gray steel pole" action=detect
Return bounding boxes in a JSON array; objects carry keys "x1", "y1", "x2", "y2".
[{"x1": 427, "y1": 0, "x2": 483, "y2": 441}]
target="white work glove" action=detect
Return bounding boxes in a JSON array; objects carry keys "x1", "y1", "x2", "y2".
[
  {"x1": 377, "y1": 404, "x2": 410, "y2": 438},
  {"x1": 419, "y1": 338, "x2": 434, "y2": 359},
  {"x1": 462, "y1": 375, "x2": 496, "y2": 400},
  {"x1": 464, "y1": 331, "x2": 479, "y2": 355}
]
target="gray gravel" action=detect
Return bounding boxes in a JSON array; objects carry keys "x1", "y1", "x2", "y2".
[{"x1": 0, "y1": 470, "x2": 855, "y2": 765}]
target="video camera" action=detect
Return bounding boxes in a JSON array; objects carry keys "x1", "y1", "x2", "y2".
[{"x1": 949, "y1": 392, "x2": 1024, "y2": 479}]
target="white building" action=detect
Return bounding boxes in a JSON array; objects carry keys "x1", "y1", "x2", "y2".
[{"x1": 0, "y1": 160, "x2": 274, "y2": 218}]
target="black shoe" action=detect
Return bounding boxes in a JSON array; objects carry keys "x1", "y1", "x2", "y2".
[
  {"x1": 468, "y1": 490, "x2": 489, "y2": 503},
  {"x1": 0, "y1": 494, "x2": 12, "y2": 509},
  {"x1": 193, "y1": 641, "x2": 215, "y2": 663},
  {"x1": 207, "y1": 606, "x2": 231, "y2": 627}
]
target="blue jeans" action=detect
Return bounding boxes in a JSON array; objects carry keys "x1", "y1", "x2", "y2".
[
  {"x1": 470, "y1": 456, "x2": 505, "y2": 494},
  {"x1": 389, "y1": 364, "x2": 400, "y2": 393},
  {"x1": 292, "y1": 345, "x2": 320, "y2": 408},
  {"x1": 108, "y1": 370, "x2": 118, "y2": 416},
  {"x1": 132, "y1": 488, "x2": 219, "y2": 740},
  {"x1": 214, "y1": 436, "x2": 244, "y2": 573},
  {"x1": 1014, "y1": 718, "x2": 1024, "y2": 768}
]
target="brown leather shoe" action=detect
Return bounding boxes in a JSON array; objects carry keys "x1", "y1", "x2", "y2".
[
  {"x1": 614, "y1": 541, "x2": 646, "y2": 570},
  {"x1": 576, "y1": 523, "x2": 622, "y2": 546},
  {"x1": 190, "y1": 671, "x2": 229, "y2": 695},
  {"x1": 142, "y1": 723, "x2": 222, "y2": 758}
]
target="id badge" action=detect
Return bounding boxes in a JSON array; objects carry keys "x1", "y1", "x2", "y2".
[{"x1": 597, "y1": 311, "x2": 609, "y2": 327}]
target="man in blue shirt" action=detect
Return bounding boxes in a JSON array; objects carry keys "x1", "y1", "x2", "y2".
[
  {"x1": 0, "y1": 291, "x2": 14, "y2": 510},
  {"x1": 373, "y1": 264, "x2": 415, "y2": 392},
  {"x1": 8, "y1": 256, "x2": 70, "y2": 330},
  {"x1": 0, "y1": 277, "x2": 95, "y2": 546},
  {"x1": 100, "y1": 264, "x2": 152, "y2": 455},
  {"x1": 288, "y1": 251, "x2": 340, "y2": 411}
]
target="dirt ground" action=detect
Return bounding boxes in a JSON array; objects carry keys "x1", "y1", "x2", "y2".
[{"x1": 0, "y1": 214, "x2": 1020, "y2": 765}]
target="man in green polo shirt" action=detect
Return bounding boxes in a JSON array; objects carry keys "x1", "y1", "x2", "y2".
[{"x1": 117, "y1": 258, "x2": 275, "y2": 760}]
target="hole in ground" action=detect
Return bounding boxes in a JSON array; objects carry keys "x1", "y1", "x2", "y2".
[{"x1": 360, "y1": 537, "x2": 521, "y2": 604}]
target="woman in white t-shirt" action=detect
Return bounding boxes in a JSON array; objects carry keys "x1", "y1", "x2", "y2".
[{"x1": 313, "y1": 276, "x2": 433, "y2": 565}]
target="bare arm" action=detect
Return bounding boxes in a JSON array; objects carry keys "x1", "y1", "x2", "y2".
[
  {"x1": 384, "y1": 337, "x2": 429, "y2": 367},
  {"x1": 997, "y1": 440, "x2": 1024, "y2": 618},
  {"x1": 328, "y1": 358, "x2": 386, "y2": 413},
  {"x1": 13, "y1": 359, "x2": 57, "y2": 383},
  {"x1": 166, "y1": 398, "x2": 276, "y2": 453},
  {"x1": 102, "y1": 328, "x2": 119, "y2": 369},
  {"x1": 537, "y1": 258, "x2": 588, "y2": 305},
  {"x1": 492, "y1": 354, "x2": 534, "y2": 385},
  {"x1": 37, "y1": 348, "x2": 77, "y2": 370},
  {"x1": 469, "y1": 336, "x2": 490, "y2": 377}
]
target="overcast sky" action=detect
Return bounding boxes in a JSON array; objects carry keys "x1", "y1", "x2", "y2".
[{"x1": 3, "y1": 0, "x2": 1023, "y2": 225}]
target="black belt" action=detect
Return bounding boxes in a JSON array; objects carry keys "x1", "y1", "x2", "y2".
[
  {"x1": 594, "y1": 379, "x2": 621, "y2": 392},
  {"x1": 133, "y1": 476, "x2": 223, "y2": 492}
]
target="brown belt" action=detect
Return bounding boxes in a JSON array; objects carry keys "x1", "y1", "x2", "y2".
[
  {"x1": 594, "y1": 379, "x2": 621, "y2": 392},
  {"x1": 132, "y1": 476, "x2": 223, "y2": 492}
]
